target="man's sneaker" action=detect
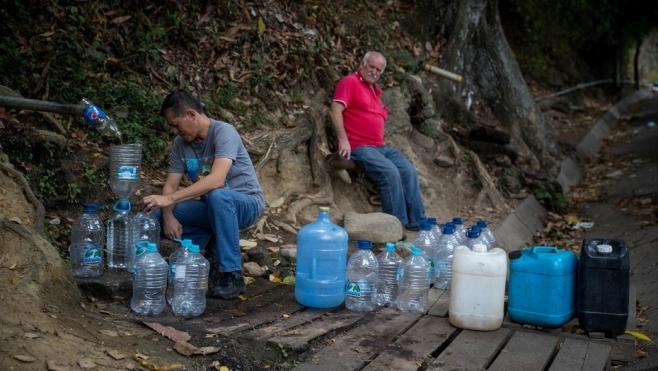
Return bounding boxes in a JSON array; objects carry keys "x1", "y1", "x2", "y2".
[{"x1": 211, "y1": 271, "x2": 246, "y2": 300}]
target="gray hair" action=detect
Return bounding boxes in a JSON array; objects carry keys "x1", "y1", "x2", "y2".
[{"x1": 362, "y1": 51, "x2": 387, "y2": 69}]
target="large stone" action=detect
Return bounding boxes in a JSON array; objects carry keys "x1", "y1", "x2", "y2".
[
  {"x1": 243, "y1": 261, "x2": 267, "y2": 277},
  {"x1": 382, "y1": 88, "x2": 412, "y2": 136},
  {"x1": 344, "y1": 212, "x2": 404, "y2": 243}
]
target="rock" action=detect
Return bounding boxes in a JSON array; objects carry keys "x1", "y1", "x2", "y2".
[
  {"x1": 77, "y1": 358, "x2": 96, "y2": 369},
  {"x1": 239, "y1": 239, "x2": 258, "y2": 250},
  {"x1": 244, "y1": 276, "x2": 256, "y2": 286},
  {"x1": 434, "y1": 154, "x2": 455, "y2": 167},
  {"x1": 410, "y1": 128, "x2": 436, "y2": 150},
  {"x1": 246, "y1": 246, "x2": 269, "y2": 266},
  {"x1": 243, "y1": 262, "x2": 267, "y2": 277},
  {"x1": 418, "y1": 118, "x2": 446, "y2": 140},
  {"x1": 382, "y1": 88, "x2": 412, "y2": 136},
  {"x1": 344, "y1": 212, "x2": 404, "y2": 243},
  {"x1": 280, "y1": 246, "x2": 297, "y2": 260}
]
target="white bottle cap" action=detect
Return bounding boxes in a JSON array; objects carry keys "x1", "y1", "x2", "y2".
[
  {"x1": 596, "y1": 244, "x2": 613, "y2": 254},
  {"x1": 472, "y1": 243, "x2": 487, "y2": 253}
]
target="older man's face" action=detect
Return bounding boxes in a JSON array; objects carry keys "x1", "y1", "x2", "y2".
[{"x1": 359, "y1": 54, "x2": 386, "y2": 85}]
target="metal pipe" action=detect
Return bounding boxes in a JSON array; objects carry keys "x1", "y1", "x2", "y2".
[
  {"x1": 0, "y1": 96, "x2": 85, "y2": 116},
  {"x1": 422, "y1": 64, "x2": 464, "y2": 83}
]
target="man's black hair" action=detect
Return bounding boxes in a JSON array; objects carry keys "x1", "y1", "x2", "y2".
[{"x1": 160, "y1": 89, "x2": 205, "y2": 117}]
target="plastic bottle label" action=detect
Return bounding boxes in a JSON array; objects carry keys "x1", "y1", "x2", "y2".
[
  {"x1": 82, "y1": 244, "x2": 102, "y2": 265},
  {"x1": 83, "y1": 104, "x2": 106, "y2": 126},
  {"x1": 346, "y1": 281, "x2": 365, "y2": 298},
  {"x1": 169, "y1": 263, "x2": 176, "y2": 278},
  {"x1": 175, "y1": 265, "x2": 186, "y2": 279},
  {"x1": 135, "y1": 241, "x2": 147, "y2": 257},
  {"x1": 117, "y1": 166, "x2": 138, "y2": 180}
]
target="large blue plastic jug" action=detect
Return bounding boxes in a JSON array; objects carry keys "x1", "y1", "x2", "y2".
[
  {"x1": 508, "y1": 246, "x2": 577, "y2": 328},
  {"x1": 295, "y1": 207, "x2": 348, "y2": 308}
]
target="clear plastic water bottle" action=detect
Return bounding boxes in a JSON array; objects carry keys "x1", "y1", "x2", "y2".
[
  {"x1": 345, "y1": 240, "x2": 378, "y2": 312},
  {"x1": 170, "y1": 242, "x2": 209, "y2": 317},
  {"x1": 452, "y1": 217, "x2": 467, "y2": 244},
  {"x1": 109, "y1": 144, "x2": 142, "y2": 200},
  {"x1": 131, "y1": 242, "x2": 168, "y2": 316},
  {"x1": 434, "y1": 223, "x2": 460, "y2": 289},
  {"x1": 166, "y1": 239, "x2": 191, "y2": 305},
  {"x1": 80, "y1": 97, "x2": 122, "y2": 138},
  {"x1": 69, "y1": 203, "x2": 104, "y2": 278},
  {"x1": 375, "y1": 242, "x2": 403, "y2": 306},
  {"x1": 427, "y1": 217, "x2": 442, "y2": 241},
  {"x1": 412, "y1": 219, "x2": 438, "y2": 280},
  {"x1": 132, "y1": 211, "x2": 160, "y2": 266},
  {"x1": 396, "y1": 246, "x2": 431, "y2": 313},
  {"x1": 476, "y1": 220, "x2": 496, "y2": 249},
  {"x1": 465, "y1": 226, "x2": 485, "y2": 249},
  {"x1": 106, "y1": 199, "x2": 133, "y2": 270}
]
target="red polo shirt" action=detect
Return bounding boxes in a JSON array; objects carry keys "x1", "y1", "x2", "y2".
[{"x1": 333, "y1": 72, "x2": 388, "y2": 150}]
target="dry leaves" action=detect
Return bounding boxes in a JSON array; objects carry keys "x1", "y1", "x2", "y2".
[
  {"x1": 13, "y1": 354, "x2": 37, "y2": 362},
  {"x1": 132, "y1": 353, "x2": 185, "y2": 371},
  {"x1": 142, "y1": 322, "x2": 192, "y2": 343},
  {"x1": 174, "y1": 341, "x2": 221, "y2": 356}
]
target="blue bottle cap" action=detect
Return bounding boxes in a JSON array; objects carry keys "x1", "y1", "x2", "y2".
[
  {"x1": 452, "y1": 217, "x2": 463, "y2": 225},
  {"x1": 419, "y1": 220, "x2": 432, "y2": 231},
  {"x1": 427, "y1": 217, "x2": 438, "y2": 225},
  {"x1": 187, "y1": 243, "x2": 200, "y2": 254},
  {"x1": 146, "y1": 242, "x2": 158, "y2": 253},
  {"x1": 411, "y1": 246, "x2": 422, "y2": 256},
  {"x1": 466, "y1": 227, "x2": 481, "y2": 238},
  {"x1": 83, "y1": 203, "x2": 98, "y2": 213},
  {"x1": 178, "y1": 239, "x2": 193, "y2": 249},
  {"x1": 476, "y1": 220, "x2": 488, "y2": 228},
  {"x1": 385, "y1": 242, "x2": 396, "y2": 252},
  {"x1": 357, "y1": 240, "x2": 372, "y2": 249},
  {"x1": 442, "y1": 223, "x2": 455, "y2": 234},
  {"x1": 113, "y1": 199, "x2": 131, "y2": 212}
]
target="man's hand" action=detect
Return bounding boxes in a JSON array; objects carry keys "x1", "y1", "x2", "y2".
[
  {"x1": 337, "y1": 138, "x2": 352, "y2": 160},
  {"x1": 162, "y1": 213, "x2": 183, "y2": 240},
  {"x1": 142, "y1": 194, "x2": 175, "y2": 213}
]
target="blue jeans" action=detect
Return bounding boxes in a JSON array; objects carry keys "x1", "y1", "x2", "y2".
[
  {"x1": 351, "y1": 145, "x2": 426, "y2": 228},
  {"x1": 158, "y1": 188, "x2": 263, "y2": 272}
]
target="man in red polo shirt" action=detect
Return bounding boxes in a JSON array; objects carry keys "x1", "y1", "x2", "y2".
[{"x1": 330, "y1": 51, "x2": 426, "y2": 230}]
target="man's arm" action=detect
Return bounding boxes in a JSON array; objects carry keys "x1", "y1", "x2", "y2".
[
  {"x1": 329, "y1": 101, "x2": 351, "y2": 159},
  {"x1": 160, "y1": 172, "x2": 183, "y2": 239}
]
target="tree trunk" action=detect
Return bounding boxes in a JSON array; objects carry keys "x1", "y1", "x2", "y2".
[
  {"x1": 634, "y1": 37, "x2": 641, "y2": 90},
  {"x1": 420, "y1": 0, "x2": 558, "y2": 174}
]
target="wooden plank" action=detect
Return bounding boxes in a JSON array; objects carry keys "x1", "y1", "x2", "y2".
[
  {"x1": 292, "y1": 308, "x2": 422, "y2": 371},
  {"x1": 428, "y1": 289, "x2": 449, "y2": 317},
  {"x1": 363, "y1": 316, "x2": 457, "y2": 370},
  {"x1": 549, "y1": 338, "x2": 611, "y2": 371},
  {"x1": 240, "y1": 308, "x2": 331, "y2": 340},
  {"x1": 488, "y1": 331, "x2": 559, "y2": 371},
  {"x1": 428, "y1": 328, "x2": 511, "y2": 371},
  {"x1": 268, "y1": 310, "x2": 366, "y2": 351}
]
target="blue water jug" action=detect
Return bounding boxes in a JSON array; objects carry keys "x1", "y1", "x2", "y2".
[
  {"x1": 508, "y1": 246, "x2": 577, "y2": 328},
  {"x1": 295, "y1": 207, "x2": 348, "y2": 308}
]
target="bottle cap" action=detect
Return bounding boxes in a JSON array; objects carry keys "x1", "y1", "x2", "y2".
[
  {"x1": 466, "y1": 227, "x2": 481, "y2": 238},
  {"x1": 146, "y1": 242, "x2": 158, "y2": 253},
  {"x1": 187, "y1": 243, "x2": 200, "y2": 254},
  {"x1": 596, "y1": 244, "x2": 613, "y2": 254},
  {"x1": 476, "y1": 220, "x2": 487, "y2": 228},
  {"x1": 442, "y1": 223, "x2": 455, "y2": 234},
  {"x1": 419, "y1": 220, "x2": 432, "y2": 231},
  {"x1": 83, "y1": 203, "x2": 99, "y2": 213},
  {"x1": 357, "y1": 240, "x2": 372, "y2": 249},
  {"x1": 113, "y1": 199, "x2": 131, "y2": 212},
  {"x1": 385, "y1": 242, "x2": 396, "y2": 252},
  {"x1": 472, "y1": 243, "x2": 487, "y2": 253},
  {"x1": 427, "y1": 217, "x2": 438, "y2": 225},
  {"x1": 179, "y1": 239, "x2": 193, "y2": 249},
  {"x1": 452, "y1": 217, "x2": 463, "y2": 225},
  {"x1": 319, "y1": 206, "x2": 330, "y2": 212},
  {"x1": 411, "y1": 246, "x2": 422, "y2": 256}
]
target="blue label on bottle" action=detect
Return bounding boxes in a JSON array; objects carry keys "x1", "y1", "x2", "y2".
[
  {"x1": 135, "y1": 241, "x2": 147, "y2": 257},
  {"x1": 169, "y1": 263, "x2": 176, "y2": 278},
  {"x1": 117, "y1": 166, "x2": 138, "y2": 180},
  {"x1": 82, "y1": 244, "x2": 102, "y2": 265},
  {"x1": 346, "y1": 281, "x2": 364, "y2": 298},
  {"x1": 83, "y1": 104, "x2": 106, "y2": 126}
]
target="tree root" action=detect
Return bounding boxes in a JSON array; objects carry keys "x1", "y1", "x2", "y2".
[
  {"x1": 465, "y1": 150, "x2": 508, "y2": 212},
  {"x1": 0, "y1": 161, "x2": 46, "y2": 233}
]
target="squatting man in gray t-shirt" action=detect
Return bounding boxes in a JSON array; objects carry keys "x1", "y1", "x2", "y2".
[{"x1": 142, "y1": 89, "x2": 265, "y2": 299}]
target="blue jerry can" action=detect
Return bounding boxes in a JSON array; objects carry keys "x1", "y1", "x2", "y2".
[{"x1": 508, "y1": 246, "x2": 577, "y2": 327}]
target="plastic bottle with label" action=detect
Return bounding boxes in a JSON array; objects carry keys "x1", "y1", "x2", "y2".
[
  {"x1": 106, "y1": 199, "x2": 133, "y2": 270},
  {"x1": 396, "y1": 246, "x2": 431, "y2": 313},
  {"x1": 170, "y1": 242, "x2": 210, "y2": 317},
  {"x1": 476, "y1": 220, "x2": 496, "y2": 249},
  {"x1": 345, "y1": 240, "x2": 378, "y2": 312},
  {"x1": 374, "y1": 242, "x2": 403, "y2": 306},
  {"x1": 69, "y1": 203, "x2": 104, "y2": 278},
  {"x1": 433, "y1": 223, "x2": 460, "y2": 289},
  {"x1": 412, "y1": 219, "x2": 438, "y2": 281},
  {"x1": 166, "y1": 239, "x2": 191, "y2": 305},
  {"x1": 80, "y1": 97, "x2": 122, "y2": 138},
  {"x1": 130, "y1": 242, "x2": 168, "y2": 316}
]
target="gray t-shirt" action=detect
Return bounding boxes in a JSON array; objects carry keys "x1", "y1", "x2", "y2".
[{"x1": 168, "y1": 119, "x2": 265, "y2": 209}]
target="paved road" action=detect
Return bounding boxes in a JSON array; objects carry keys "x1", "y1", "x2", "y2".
[{"x1": 580, "y1": 95, "x2": 658, "y2": 370}]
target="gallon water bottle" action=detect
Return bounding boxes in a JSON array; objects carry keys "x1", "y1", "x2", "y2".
[
  {"x1": 132, "y1": 211, "x2": 160, "y2": 266},
  {"x1": 80, "y1": 97, "x2": 122, "y2": 138},
  {"x1": 476, "y1": 220, "x2": 496, "y2": 249},
  {"x1": 109, "y1": 144, "x2": 142, "y2": 200},
  {"x1": 412, "y1": 219, "x2": 437, "y2": 279},
  {"x1": 452, "y1": 217, "x2": 467, "y2": 244},
  {"x1": 130, "y1": 242, "x2": 168, "y2": 316},
  {"x1": 465, "y1": 226, "x2": 485, "y2": 249},
  {"x1": 427, "y1": 217, "x2": 442, "y2": 241},
  {"x1": 295, "y1": 207, "x2": 349, "y2": 308},
  {"x1": 106, "y1": 199, "x2": 133, "y2": 270},
  {"x1": 449, "y1": 244, "x2": 507, "y2": 331},
  {"x1": 345, "y1": 240, "x2": 378, "y2": 312},
  {"x1": 396, "y1": 246, "x2": 431, "y2": 313},
  {"x1": 69, "y1": 203, "x2": 104, "y2": 278},
  {"x1": 166, "y1": 239, "x2": 191, "y2": 305},
  {"x1": 171, "y1": 242, "x2": 209, "y2": 317},
  {"x1": 374, "y1": 242, "x2": 403, "y2": 306},
  {"x1": 433, "y1": 223, "x2": 460, "y2": 289}
]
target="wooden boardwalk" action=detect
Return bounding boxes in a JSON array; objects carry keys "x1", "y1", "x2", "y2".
[{"x1": 204, "y1": 288, "x2": 634, "y2": 370}]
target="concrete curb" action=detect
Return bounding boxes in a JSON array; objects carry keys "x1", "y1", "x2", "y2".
[{"x1": 495, "y1": 88, "x2": 654, "y2": 251}]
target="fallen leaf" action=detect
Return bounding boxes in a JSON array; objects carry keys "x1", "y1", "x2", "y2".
[
  {"x1": 132, "y1": 353, "x2": 185, "y2": 371},
  {"x1": 257, "y1": 16, "x2": 266, "y2": 34},
  {"x1": 282, "y1": 275, "x2": 295, "y2": 285},
  {"x1": 106, "y1": 349, "x2": 126, "y2": 360},
  {"x1": 223, "y1": 308, "x2": 247, "y2": 317},
  {"x1": 8, "y1": 216, "x2": 22, "y2": 224},
  {"x1": 23, "y1": 332, "x2": 40, "y2": 339},
  {"x1": 14, "y1": 354, "x2": 37, "y2": 362},
  {"x1": 238, "y1": 294, "x2": 248, "y2": 301},
  {"x1": 282, "y1": 314, "x2": 290, "y2": 319},
  {"x1": 269, "y1": 197, "x2": 285, "y2": 208},
  {"x1": 46, "y1": 360, "x2": 69, "y2": 371},
  {"x1": 174, "y1": 341, "x2": 221, "y2": 356},
  {"x1": 142, "y1": 322, "x2": 191, "y2": 343},
  {"x1": 625, "y1": 330, "x2": 655, "y2": 343},
  {"x1": 239, "y1": 239, "x2": 258, "y2": 249},
  {"x1": 78, "y1": 358, "x2": 96, "y2": 369},
  {"x1": 269, "y1": 274, "x2": 282, "y2": 283},
  {"x1": 100, "y1": 329, "x2": 119, "y2": 337},
  {"x1": 111, "y1": 15, "x2": 132, "y2": 24}
]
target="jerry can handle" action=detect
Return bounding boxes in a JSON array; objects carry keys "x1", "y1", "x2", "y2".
[{"x1": 529, "y1": 246, "x2": 558, "y2": 255}]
